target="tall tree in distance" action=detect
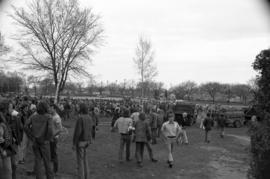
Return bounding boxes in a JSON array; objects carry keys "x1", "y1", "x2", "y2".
[
  {"x1": 10, "y1": 0, "x2": 104, "y2": 103},
  {"x1": 0, "y1": 32, "x2": 10, "y2": 56},
  {"x1": 200, "y1": 82, "x2": 222, "y2": 103},
  {"x1": 0, "y1": 32, "x2": 10, "y2": 70},
  {"x1": 133, "y1": 36, "x2": 158, "y2": 98}
]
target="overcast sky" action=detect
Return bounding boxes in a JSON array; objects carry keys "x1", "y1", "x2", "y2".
[{"x1": 1, "y1": 0, "x2": 270, "y2": 88}]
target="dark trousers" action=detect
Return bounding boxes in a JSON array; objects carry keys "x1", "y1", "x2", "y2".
[
  {"x1": 135, "y1": 142, "x2": 145, "y2": 163},
  {"x1": 151, "y1": 128, "x2": 157, "y2": 144},
  {"x1": 11, "y1": 154, "x2": 17, "y2": 179},
  {"x1": 92, "y1": 126, "x2": 96, "y2": 140},
  {"x1": 64, "y1": 110, "x2": 70, "y2": 121},
  {"x1": 119, "y1": 134, "x2": 131, "y2": 161},
  {"x1": 157, "y1": 125, "x2": 162, "y2": 137},
  {"x1": 50, "y1": 139, "x2": 58, "y2": 173},
  {"x1": 145, "y1": 141, "x2": 154, "y2": 160},
  {"x1": 33, "y1": 141, "x2": 54, "y2": 179},
  {"x1": 205, "y1": 130, "x2": 211, "y2": 142}
]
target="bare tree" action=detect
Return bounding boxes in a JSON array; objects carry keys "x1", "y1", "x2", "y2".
[
  {"x1": 0, "y1": 32, "x2": 11, "y2": 70},
  {"x1": 133, "y1": 36, "x2": 158, "y2": 97},
  {"x1": 232, "y1": 84, "x2": 251, "y2": 104},
  {"x1": 222, "y1": 84, "x2": 233, "y2": 103},
  {"x1": 27, "y1": 75, "x2": 41, "y2": 96},
  {"x1": 170, "y1": 81, "x2": 197, "y2": 100},
  {"x1": 10, "y1": 0, "x2": 104, "y2": 103},
  {"x1": 200, "y1": 82, "x2": 223, "y2": 103}
]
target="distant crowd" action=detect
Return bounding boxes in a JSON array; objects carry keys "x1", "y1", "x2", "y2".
[{"x1": 0, "y1": 95, "x2": 233, "y2": 179}]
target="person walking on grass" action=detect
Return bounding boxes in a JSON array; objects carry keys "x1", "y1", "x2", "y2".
[
  {"x1": 73, "y1": 103, "x2": 93, "y2": 179},
  {"x1": 113, "y1": 108, "x2": 133, "y2": 162},
  {"x1": 134, "y1": 112, "x2": 152, "y2": 167},
  {"x1": 149, "y1": 108, "x2": 158, "y2": 144},
  {"x1": 203, "y1": 113, "x2": 214, "y2": 143},
  {"x1": 178, "y1": 112, "x2": 189, "y2": 145},
  {"x1": 161, "y1": 111, "x2": 181, "y2": 168},
  {"x1": 217, "y1": 112, "x2": 226, "y2": 138}
]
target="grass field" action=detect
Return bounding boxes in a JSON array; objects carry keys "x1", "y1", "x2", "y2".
[{"x1": 17, "y1": 117, "x2": 250, "y2": 179}]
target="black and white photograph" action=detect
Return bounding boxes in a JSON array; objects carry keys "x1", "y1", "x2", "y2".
[{"x1": 0, "y1": 0, "x2": 270, "y2": 178}]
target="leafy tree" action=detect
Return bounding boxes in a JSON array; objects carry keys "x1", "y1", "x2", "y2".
[
  {"x1": 248, "y1": 49, "x2": 270, "y2": 179},
  {"x1": 11, "y1": 0, "x2": 104, "y2": 103},
  {"x1": 0, "y1": 71, "x2": 23, "y2": 94}
]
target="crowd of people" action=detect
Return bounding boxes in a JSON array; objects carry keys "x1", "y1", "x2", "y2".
[{"x1": 0, "y1": 95, "x2": 228, "y2": 179}]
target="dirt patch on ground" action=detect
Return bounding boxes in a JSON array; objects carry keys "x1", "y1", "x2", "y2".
[
  {"x1": 200, "y1": 134, "x2": 250, "y2": 179},
  {"x1": 200, "y1": 146, "x2": 228, "y2": 153},
  {"x1": 226, "y1": 134, "x2": 250, "y2": 146}
]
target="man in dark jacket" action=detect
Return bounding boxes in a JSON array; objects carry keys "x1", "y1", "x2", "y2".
[
  {"x1": 24, "y1": 101, "x2": 54, "y2": 179},
  {"x1": 7, "y1": 102, "x2": 23, "y2": 179},
  {"x1": 134, "y1": 112, "x2": 151, "y2": 167},
  {"x1": 149, "y1": 108, "x2": 158, "y2": 144},
  {"x1": 73, "y1": 103, "x2": 93, "y2": 179},
  {"x1": 217, "y1": 113, "x2": 226, "y2": 138},
  {"x1": 203, "y1": 113, "x2": 214, "y2": 143}
]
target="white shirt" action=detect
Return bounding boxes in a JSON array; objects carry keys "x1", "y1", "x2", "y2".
[
  {"x1": 52, "y1": 113, "x2": 63, "y2": 137},
  {"x1": 131, "y1": 112, "x2": 140, "y2": 123},
  {"x1": 161, "y1": 121, "x2": 181, "y2": 137},
  {"x1": 114, "y1": 117, "x2": 132, "y2": 134}
]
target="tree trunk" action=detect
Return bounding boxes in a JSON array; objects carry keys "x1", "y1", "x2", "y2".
[
  {"x1": 54, "y1": 83, "x2": 60, "y2": 104},
  {"x1": 212, "y1": 96, "x2": 215, "y2": 104},
  {"x1": 34, "y1": 86, "x2": 37, "y2": 96}
]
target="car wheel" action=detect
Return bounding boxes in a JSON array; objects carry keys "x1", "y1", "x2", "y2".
[{"x1": 234, "y1": 120, "x2": 241, "y2": 128}]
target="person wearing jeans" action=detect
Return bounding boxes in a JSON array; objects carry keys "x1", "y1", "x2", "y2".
[
  {"x1": 134, "y1": 113, "x2": 152, "y2": 167},
  {"x1": 119, "y1": 134, "x2": 131, "y2": 161},
  {"x1": 73, "y1": 103, "x2": 93, "y2": 179},
  {"x1": 76, "y1": 145, "x2": 89, "y2": 179},
  {"x1": 161, "y1": 111, "x2": 181, "y2": 168},
  {"x1": 24, "y1": 101, "x2": 54, "y2": 179},
  {"x1": 32, "y1": 141, "x2": 53, "y2": 179},
  {"x1": 113, "y1": 108, "x2": 133, "y2": 162}
]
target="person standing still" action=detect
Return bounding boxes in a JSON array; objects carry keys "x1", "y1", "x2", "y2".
[
  {"x1": 73, "y1": 103, "x2": 93, "y2": 179},
  {"x1": 149, "y1": 108, "x2": 158, "y2": 144},
  {"x1": 49, "y1": 104, "x2": 63, "y2": 174},
  {"x1": 161, "y1": 111, "x2": 181, "y2": 168},
  {"x1": 113, "y1": 109, "x2": 133, "y2": 162},
  {"x1": 24, "y1": 101, "x2": 54, "y2": 179},
  {"x1": 0, "y1": 101, "x2": 13, "y2": 179}
]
